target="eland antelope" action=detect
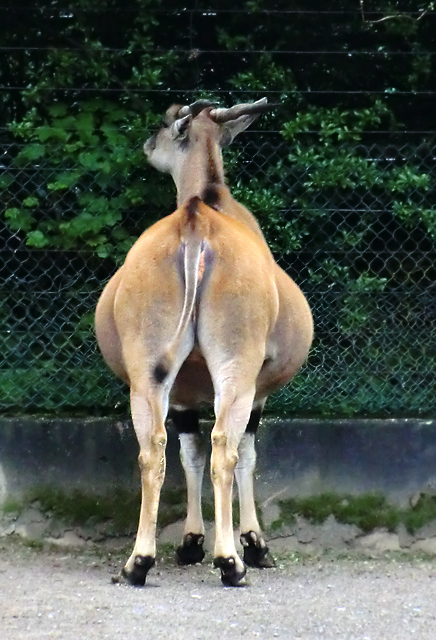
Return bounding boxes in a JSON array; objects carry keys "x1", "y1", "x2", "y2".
[{"x1": 95, "y1": 98, "x2": 313, "y2": 586}]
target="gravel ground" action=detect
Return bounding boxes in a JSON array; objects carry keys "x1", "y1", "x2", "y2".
[{"x1": 1, "y1": 538, "x2": 436, "y2": 640}]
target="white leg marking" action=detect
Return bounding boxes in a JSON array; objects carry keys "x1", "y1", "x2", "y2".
[
  {"x1": 179, "y1": 432, "x2": 206, "y2": 537},
  {"x1": 235, "y1": 433, "x2": 263, "y2": 538}
]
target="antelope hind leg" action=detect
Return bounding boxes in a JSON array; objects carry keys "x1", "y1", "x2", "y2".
[
  {"x1": 116, "y1": 387, "x2": 168, "y2": 586},
  {"x1": 210, "y1": 387, "x2": 259, "y2": 586}
]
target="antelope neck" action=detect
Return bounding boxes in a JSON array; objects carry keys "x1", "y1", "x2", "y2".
[{"x1": 175, "y1": 137, "x2": 225, "y2": 207}]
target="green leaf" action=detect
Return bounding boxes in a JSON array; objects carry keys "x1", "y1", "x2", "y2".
[
  {"x1": 48, "y1": 103, "x2": 68, "y2": 118},
  {"x1": 26, "y1": 230, "x2": 50, "y2": 248},
  {"x1": 16, "y1": 144, "x2": 46, "y2": 162},
  {"x1": 23, "y1": 197, "x2": 39, "y2": 208},
  {"x1": 5, "y1": 208, "x2": 33, "y2": 232},
  {"x1": 0, "y1": 174, "x2": 13, "y2": 189},
  {"x1": 96, "y1": 244, "x2": 111, "y2": 259},
  {"x1": 37, "y1": 126, "x2": 68, "y2": 142},
  {"x1": 47, "y1": 182, "x2": 69, "y2": 191}
]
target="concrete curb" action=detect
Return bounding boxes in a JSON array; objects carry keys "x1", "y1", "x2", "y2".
[{"x1": 0, "y1": 417, "x2": 435, "y2": 505}]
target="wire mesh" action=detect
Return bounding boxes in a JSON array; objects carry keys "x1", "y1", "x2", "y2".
[
  {"x1": 1, "y1": 133, "x2": 435, "y2": 416},
  {"x1": 1, "y1": 3, "x2": 436, "y2": 417}
]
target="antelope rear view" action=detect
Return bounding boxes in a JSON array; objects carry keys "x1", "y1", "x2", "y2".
[{"x1": 95, "y1": 98, "x2": 313, "y2": 587}]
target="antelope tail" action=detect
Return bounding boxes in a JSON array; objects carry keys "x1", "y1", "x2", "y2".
[{"x1": 153, "y1": 197, "x2": 209, "y2": 384}]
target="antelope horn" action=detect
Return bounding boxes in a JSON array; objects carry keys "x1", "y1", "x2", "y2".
[
  {"x1": 178, "y1": 99, "x2": 218, "y2": 118},
  {"x1": 209, "y1": 98, "x2": 274, "y2": 123}
]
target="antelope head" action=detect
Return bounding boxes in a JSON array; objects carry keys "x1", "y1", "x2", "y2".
[{"x1": 143, "y1": 98, "x2": 273, "y2": 203}]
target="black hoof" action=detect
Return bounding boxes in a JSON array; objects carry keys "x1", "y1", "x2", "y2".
[
  {"x1": 240, "y1": 531, "x2": 275, "y2": 568},
  {"x1": 214, "y1": 556, "x2": 246, "y2": 587},
  {"x1": 113, "y1": 555, "x2": 155, "y2": 587},
  {"x1": 176, "y1": 533, "x2": 205, "y2": 565}
]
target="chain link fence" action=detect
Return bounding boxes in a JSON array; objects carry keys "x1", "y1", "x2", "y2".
[
  {"x1": 1, "y1": 5, "x2": 436, "y2": 418},
  {"x1": 1, "y1": 130, "x2": 435, "y2": 417}
]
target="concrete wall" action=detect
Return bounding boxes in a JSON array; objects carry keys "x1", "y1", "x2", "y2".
[
  {"x1": 0, "y1": 417, "x2": 435, "y2": 506},
  {"x1": 255, "y1": 418, "x2": 436, "y2": 505}
]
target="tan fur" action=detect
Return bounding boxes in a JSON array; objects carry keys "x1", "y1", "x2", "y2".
[{"x1": 95, "y1": 102, "x2": 313, "y2": 585}]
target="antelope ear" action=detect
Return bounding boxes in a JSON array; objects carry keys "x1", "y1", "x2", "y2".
[
  {"x1": 170, "y1": 114, "x2": 192, "y2": 140},
  {"x1": 219, "y1": 113, "x2": 260, "y2": 146}
]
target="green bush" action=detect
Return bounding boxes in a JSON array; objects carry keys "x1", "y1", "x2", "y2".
[{"x1": 1, "y1": 1, "x2": 435, "y2": 415}]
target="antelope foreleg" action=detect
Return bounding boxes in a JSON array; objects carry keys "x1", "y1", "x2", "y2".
[
  {"x1": 169, "y1": 409, "x2": 206, "y2": 565},
  {"x1": 177, "y1": 431, "x2": 206, "y2": 564},
  {"x1": 235, "y1": 433, "x2": 275, "y2": 568}
]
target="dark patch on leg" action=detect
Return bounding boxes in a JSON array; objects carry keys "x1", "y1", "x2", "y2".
[
  {"x1": 153, "y1": 352, "x2": 173, "y2": 384},
  {"x1": 240, "y1": 531, "x2": 275, "y2": 568},
  {"x1": 169, "y1": 408, "x2": 199, "y2": 434},
  {"x1": 112, "y1": 555, "x2": 156, "y2": 587},
  {"x1": 213, "y1": 556, "x2": 247, "y2": 586},
  {"x1": 176, "y1": 533, "x2": 205, "y2": 565},
  {"x1": 245, "y1": 407, "x2": 262, "y2": 434},
  {"x1": 154, "y1": 362, "x2": 169, "y2": 384}
]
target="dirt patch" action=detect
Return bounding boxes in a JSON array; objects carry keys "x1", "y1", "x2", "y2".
[
  {"x1": 4, "y1": 488, "x2": 436, "y2": 567},
  {"x1": 3, "y1": 498, "x2": 436, "y2": 559},
  {"x1": 2, "y1": 537, "x2": 436, "y2": 640}
]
